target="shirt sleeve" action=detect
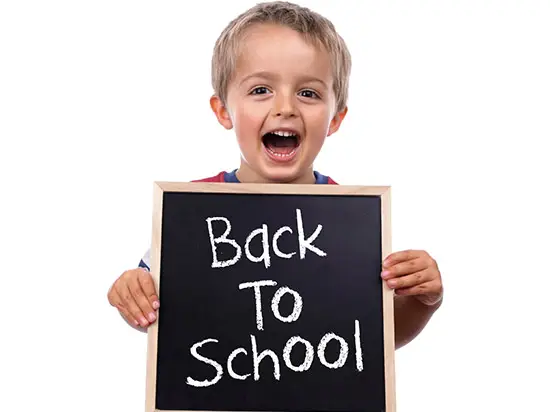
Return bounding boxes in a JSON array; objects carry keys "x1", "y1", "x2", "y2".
[{"x1": 138, "y1": 248, "x2": 151, "y2": 271}]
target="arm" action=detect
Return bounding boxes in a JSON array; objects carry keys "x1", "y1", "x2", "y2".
[{"x1": 394, "y1": 294, "x2": 442, "y2": 349}]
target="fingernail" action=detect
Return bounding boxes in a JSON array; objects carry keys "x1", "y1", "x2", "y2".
[
  {"x1": 134, "y1": 320, "x2": 140, "y2": 327},
  {"x1": 148, "y1": 312, "x2": 157, "y2": 322},
  {"x1": 152, "y1": 301, "x2": 160, "y2": 310},
  {"x1": 381, "y1": 270, "x2": 391, "y2": 279},
  {"x1": 140, "y1": 317, "x2": 148, "y2": 326},
  {"x1": 388, "y1": 279, "x2": 397, "y2": 287}
]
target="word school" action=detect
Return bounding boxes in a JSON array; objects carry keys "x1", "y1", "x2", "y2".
[
  {"x1": 185, "y1": 281, "x2": 365, "y2": 387},
  {"x1": 206, "y1": 208, "x2": 326, "y2": 269}
]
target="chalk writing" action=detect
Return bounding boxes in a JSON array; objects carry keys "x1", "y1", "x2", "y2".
[
  {"x1": 206, "y1": 209, "x2": 326, "y2": 269},
  {"x1": 184, "y1": 208, "x2": 364, "y2": 388}
]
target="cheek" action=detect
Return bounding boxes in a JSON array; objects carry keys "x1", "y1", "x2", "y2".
[
  {"x1": 306, "y1": 106, "x2": 333, "y2": 134},
  {"x1": 232, "y1": 102, "x2": 265, "y2": 135}
]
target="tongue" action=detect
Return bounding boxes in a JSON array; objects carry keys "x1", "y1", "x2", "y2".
[{"x1": 264, "y1": 134, "x2": 298, "y2": 155}]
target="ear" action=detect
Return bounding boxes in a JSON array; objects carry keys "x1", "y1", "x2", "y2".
[
  {"x1": 210, "y1": 95, "x2": 233, "y2": 130},
  {"x1": 327, "y1": 106, "x2": 348, "y2": 136}
]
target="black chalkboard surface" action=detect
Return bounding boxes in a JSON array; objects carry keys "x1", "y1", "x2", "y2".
[{"x1": 145, "y1": 183, "x2": 394, "y2": 412}]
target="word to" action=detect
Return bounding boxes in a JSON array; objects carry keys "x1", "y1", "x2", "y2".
[{"x1": 239, "y1": 280, "x2": 302, "y2": 331}]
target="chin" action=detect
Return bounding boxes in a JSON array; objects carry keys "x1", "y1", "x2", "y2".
[{"x1": 258, "y1": 163, "x2": 311, "y2": 184}]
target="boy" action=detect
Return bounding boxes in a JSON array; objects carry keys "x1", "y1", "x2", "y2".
[{"x1": 107, "y1": 1, "x2": 443, "y2": 349}]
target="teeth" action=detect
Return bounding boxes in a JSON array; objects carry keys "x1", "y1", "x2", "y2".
[
  {"x1": 272, "y1": 130, "x2": 297, "y2": 137},
  {"x1": 267, "y1": 147, "x2": 297, "y2": 157}
]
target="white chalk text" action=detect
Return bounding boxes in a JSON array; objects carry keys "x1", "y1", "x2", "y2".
[
  {"x1": 206, "y1": 209, "x2": 326, "y2": 269},
  {"x1": 186, "y1": 320, "x2": 364, "y2": 387}
]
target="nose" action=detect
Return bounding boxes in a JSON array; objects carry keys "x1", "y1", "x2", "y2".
[{"x1": 272, "y1": 92, "x2": 297, "y2": 118}]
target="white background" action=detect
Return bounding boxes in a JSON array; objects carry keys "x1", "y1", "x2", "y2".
[{"x1": 1, "y1": 1, "x2": 549, "y2": 411}]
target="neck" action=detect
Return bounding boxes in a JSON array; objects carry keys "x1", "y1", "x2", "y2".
[{"x1": 235, "y1": 163, "x2": 315, "y2": 184}]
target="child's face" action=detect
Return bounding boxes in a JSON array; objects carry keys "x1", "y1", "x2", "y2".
[{"x1": 211, "y1": 23, "x2": 347, "y2": 183}]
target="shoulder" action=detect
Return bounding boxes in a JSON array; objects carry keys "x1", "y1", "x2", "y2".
[
  {"x1": 191, "y1": 171, "x2": 226, "y2": 182},
  {"x1": 191, "y1": 171, "x2": 337, "y2": 184},
  {"x1": 314, "y1": 171, "x2": 338, "y2": 185}
]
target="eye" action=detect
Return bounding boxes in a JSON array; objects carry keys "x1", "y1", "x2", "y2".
[
  {"x1": 299, "y1": 89, "x2": 320, "y2": 99},
  {"x1": 250, "y1": 86, "x2": 270, "y2": 95}
]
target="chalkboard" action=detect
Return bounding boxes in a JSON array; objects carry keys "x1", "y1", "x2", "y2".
[{"x1": 145, "y1": 183, "x2": 395, "y2": 412}]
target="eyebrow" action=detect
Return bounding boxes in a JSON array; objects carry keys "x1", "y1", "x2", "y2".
[{"x1": 239, "y1": 71, "x2": 328, "y2": 89}]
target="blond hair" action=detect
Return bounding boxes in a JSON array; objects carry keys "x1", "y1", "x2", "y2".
[{"x1": 211, "y1": 1, "x2": 351, "y2": 112}]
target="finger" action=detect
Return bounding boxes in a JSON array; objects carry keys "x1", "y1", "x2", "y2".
[
  {"x1": 381, "y1": 257, "x2": 425, "y2": 279},
  {"x1": 385, "y1": 269, "x2": 431, "y2": 290},
  {"x1": 393, "y1": 280, "x2": 437, "y2": 296},
  {"x1": 383, "y1": 250, "x2": 424, "y2": 268},
  {"x1": 118, "y1": 282, "x2": 149, "y2": 328},
  {"x1": 138, "y1": 269, "x2": 160, "y2": 310},
  {"x1": 128, "y1": 275, "x2": 157, "y2": 324},
  {"x1": 110, "y1": 287, "x2": 140, "y2": 328},
  {"x1": 395, "y1": 281, "x2": 443, "y2": 305}
]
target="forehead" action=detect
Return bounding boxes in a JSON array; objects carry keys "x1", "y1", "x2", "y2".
[{"x1": 233, "y1": 23, "x2": 333, "y2": 84}]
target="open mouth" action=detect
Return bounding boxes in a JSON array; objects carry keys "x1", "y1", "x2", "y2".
[{"x1": 262, "y1": 130, "x2": 301, "y2": 160}]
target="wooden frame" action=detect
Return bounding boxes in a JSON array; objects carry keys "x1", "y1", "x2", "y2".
[{"x1": 145, "y1": 182, "x2": 395, "y2": 412}]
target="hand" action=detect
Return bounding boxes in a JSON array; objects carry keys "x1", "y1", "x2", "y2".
[
  {"x1": 107, "y1": 268, "x2": 160, "y2": 329},
  {"x1": 381, "y1": 250, "x2": 443, "y2": 306}
]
